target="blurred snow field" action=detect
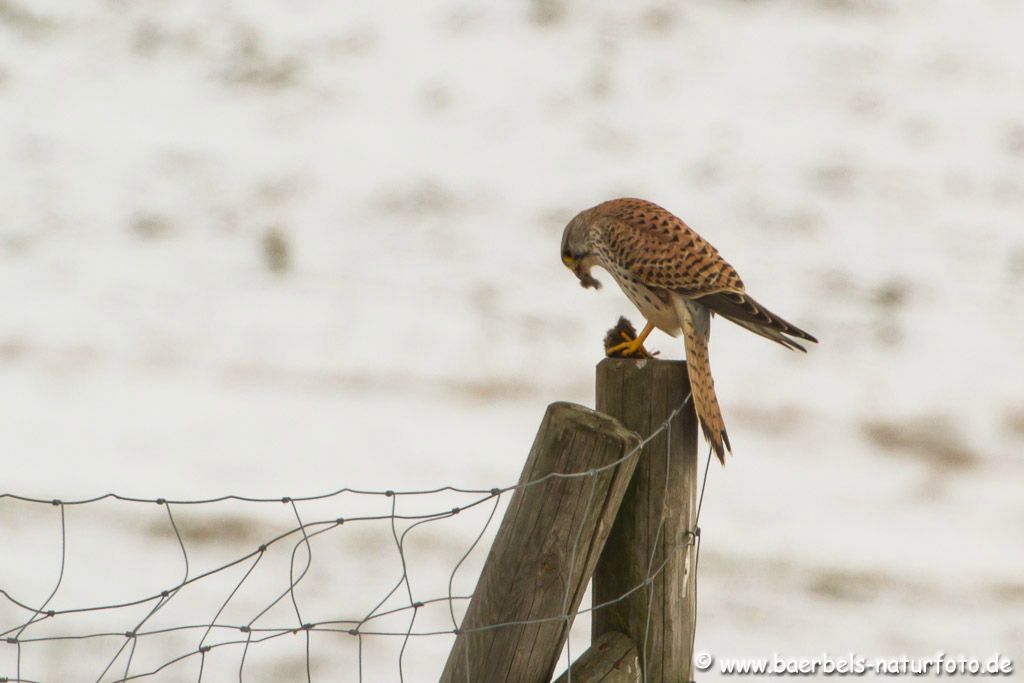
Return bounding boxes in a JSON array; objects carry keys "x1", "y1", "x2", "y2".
[{"x1": 1, "y1": 0, "x2": 1023, "y2": 680}]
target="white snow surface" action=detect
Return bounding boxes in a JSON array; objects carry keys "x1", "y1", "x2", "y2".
[{"x1": 1, "y1": 0, "x2": 1022, "y2": 680}]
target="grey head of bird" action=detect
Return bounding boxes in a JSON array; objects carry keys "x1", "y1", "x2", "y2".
[{"x1": 560, "y1": 210, "x2": 602, "y2": 290}]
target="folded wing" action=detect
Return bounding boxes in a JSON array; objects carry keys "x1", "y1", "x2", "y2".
[{"x1": 693, "y1": 290, "x2": 818, "y2": 352}]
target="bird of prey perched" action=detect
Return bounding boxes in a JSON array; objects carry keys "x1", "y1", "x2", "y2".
[{"x1": 561, "y1": 198, "x2": 817, "y2": 463}]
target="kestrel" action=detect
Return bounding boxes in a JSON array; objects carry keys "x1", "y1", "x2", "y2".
[{"x1": 561, "y1": 198, "x2": 817, "y2": 463}]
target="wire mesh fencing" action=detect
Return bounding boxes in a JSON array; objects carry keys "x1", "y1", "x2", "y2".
[{"x1": 0, "y1": 396, "x2": 709, "y2": 683}]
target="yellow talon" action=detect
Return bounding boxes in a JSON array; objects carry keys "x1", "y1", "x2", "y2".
[
  {"x1": 607, "y1": 337, "x2": 646, "y2": 356},
  {"x1": 606, "y1": 321, "x2": 656, "y2": 357}
]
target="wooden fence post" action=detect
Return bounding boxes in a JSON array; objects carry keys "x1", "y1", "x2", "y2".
[
  {"x1": 440, "y1": 402, "x2": 641, "y2": 683},
  {"x1": 593, "y1": 358, "x2": 699, "y2": 683},
  {"x1": 551, "y1": 631, "x2": 640, "y2": 683}
]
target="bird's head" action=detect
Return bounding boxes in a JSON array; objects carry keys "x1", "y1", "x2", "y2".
[{"x1": 560, "y1": 212, "x2": 601, "y2": 290}]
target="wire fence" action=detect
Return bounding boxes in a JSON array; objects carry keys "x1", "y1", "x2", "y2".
[{"x1": 0, "y1": 396, "x2": 709, "y2": 683}]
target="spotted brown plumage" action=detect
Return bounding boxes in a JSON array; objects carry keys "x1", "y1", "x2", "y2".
[{"x1": 561, "y1": 197, "x2": 817, "y2": 463}]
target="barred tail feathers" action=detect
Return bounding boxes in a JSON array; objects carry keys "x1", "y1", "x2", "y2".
[{"x1": 677, "y1": 297, "x2": 730, "y2": 464}]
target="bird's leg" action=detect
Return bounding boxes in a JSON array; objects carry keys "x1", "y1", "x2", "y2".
[{"x1": 606, "y1": 321, "x2": 655, "y2": 356}]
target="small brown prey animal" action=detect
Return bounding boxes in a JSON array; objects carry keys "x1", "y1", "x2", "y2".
[{"x1": 561, "y1": 198, "x2": 817, "y2": 463}]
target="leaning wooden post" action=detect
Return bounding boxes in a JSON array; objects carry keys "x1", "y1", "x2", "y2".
[
  {"x1": 552, "y1": 631, "x2": 640, "y2": 683},
  {"x1": 441, "y1": 402, "x2": 642, "y2": 683},
  {"x1": 593, "y1": 358, "x2": 699, "y2": 683}
]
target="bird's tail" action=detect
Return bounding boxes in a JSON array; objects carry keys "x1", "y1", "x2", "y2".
[{"x1": 678, "y1": 298, "x2": 730, "y2": 464}]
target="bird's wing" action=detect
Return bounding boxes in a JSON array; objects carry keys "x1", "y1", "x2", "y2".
[
  {"x1": 692, "y1": 291, "x2": 818, "y2": 351},
  {"x1": 593, "y1": 198, "x2": 744, "y2": 296},
  {"x1": 594, "y1": 199, "x2": 817, "y2": 351}
]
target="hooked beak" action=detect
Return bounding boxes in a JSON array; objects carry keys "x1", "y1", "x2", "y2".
[{"x1": 563, "y1": 255, "x2": 601, "y2": 290}]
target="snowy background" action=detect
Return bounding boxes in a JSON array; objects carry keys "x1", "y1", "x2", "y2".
[{"x1": 1, "y1": 0, "x2": 1022, "y2": 680}]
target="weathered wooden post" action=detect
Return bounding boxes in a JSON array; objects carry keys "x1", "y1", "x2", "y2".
[
  {"x1": 552, "y1": 631, "x2": 640, "y2": 683},
  {"x1": 440, "y1": 402, "x2": 641, "y2": 683},
  {"x1": 592, "y1": 358, "x2": 699, "y2": 683}
]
